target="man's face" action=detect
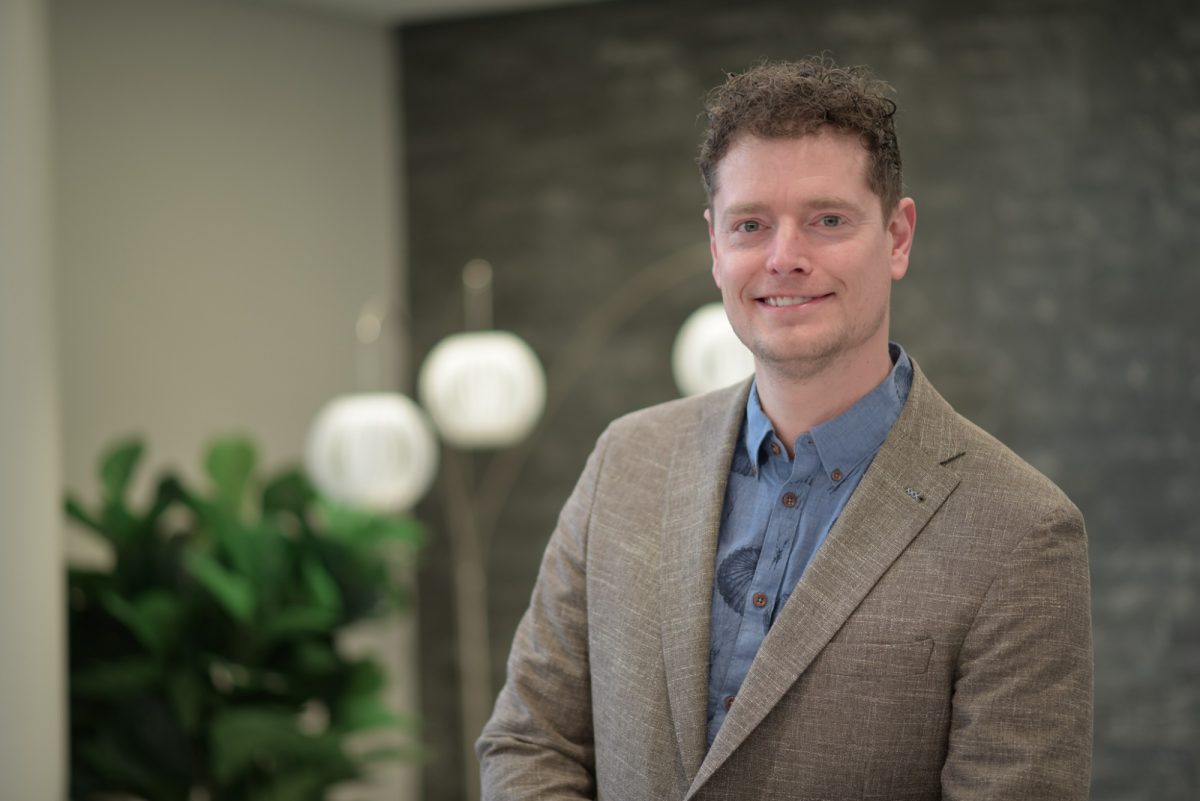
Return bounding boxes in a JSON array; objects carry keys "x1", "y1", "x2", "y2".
[{"x1": 706, "y1": 131, "x2": 915, "y2": 381}]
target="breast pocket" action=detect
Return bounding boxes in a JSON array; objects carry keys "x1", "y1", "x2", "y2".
[{"x1": 814, "y1": 638, "x2": 934, "y2": 677}]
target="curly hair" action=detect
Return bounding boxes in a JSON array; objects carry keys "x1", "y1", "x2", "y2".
[{"x1": 698, "y1": 57, "x2": 902, "y2": 215}]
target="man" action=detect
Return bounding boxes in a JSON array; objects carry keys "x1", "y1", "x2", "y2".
[{"x1": 478, "y1": 57, "x2": 1093, "y2": 801}]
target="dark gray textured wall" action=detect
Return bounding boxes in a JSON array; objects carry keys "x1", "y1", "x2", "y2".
[{"x1": 401, "y1": 1, "x2": 1200, "y2": 798}]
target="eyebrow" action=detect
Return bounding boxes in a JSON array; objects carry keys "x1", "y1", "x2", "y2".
[
  {"x1": 720, "y1": 202, "x2": 770, "y2": 219},
  {"x1": 720, "y1": 196, "x2": 867, "y2": 221}
]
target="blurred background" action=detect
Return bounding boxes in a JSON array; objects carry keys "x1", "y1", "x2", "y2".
[{"x1": 2, "y1": 0, "x2": 1197, "y2": 799}]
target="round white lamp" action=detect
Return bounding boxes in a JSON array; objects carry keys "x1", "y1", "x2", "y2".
[
  {"x1": 672, "y1": 302, "x2": 756, "y2": 396},
  {"x1": 418, "y1": 330, "x2": 547, "y2": 449},
  {"x1": 305, "y1": 393, "x2": 439, "y2": 513}
]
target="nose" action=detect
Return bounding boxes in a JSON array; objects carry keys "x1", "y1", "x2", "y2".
[{"x1": 765, "y1": 222, "x2": 812, "y2": 275}]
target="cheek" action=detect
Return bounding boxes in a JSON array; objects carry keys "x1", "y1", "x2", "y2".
[
  {"x1": 835, "y1": 247, "x2": 891, "y2": 290},
  {"x1": 715, "y1": 256, "x2": 752, "y2": 290}
]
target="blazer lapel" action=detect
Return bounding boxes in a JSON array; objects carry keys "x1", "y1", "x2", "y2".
[
  {"x1": 688, "y1": 366, "x2": 966, "y2": 797},
  {"x1": 658, "y1": 380, "x2": 751, "y2": 789}
]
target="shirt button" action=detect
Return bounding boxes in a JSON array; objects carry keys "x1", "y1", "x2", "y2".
[
  {"x1": 752, "y1": 592, "x2": 768, "y2": 608},
  {"x1": 723, "y1": 695, "x2": 735, "y2": 711},
  {"x1": 781, "y1": 491, "x2": 798, "y2": 507},
  {"x1": 831, "y1": 468, "x2": 843, "y2": 481},
  {"x1": 770, "y1": 442, "x2": 781, "y2": 456}
]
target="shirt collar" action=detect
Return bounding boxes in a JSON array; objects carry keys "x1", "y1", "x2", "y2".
[{"x1": 742, "y1": 343, "x2": 913, "y2": 480}]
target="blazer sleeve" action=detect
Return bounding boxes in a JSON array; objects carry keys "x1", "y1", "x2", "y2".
[
  {"x1": 941, "y1": 502, "x2": 1094, "y2": 800},
  {"x1": 475, "y1": 428, "x2": 610, "y2": 801}
]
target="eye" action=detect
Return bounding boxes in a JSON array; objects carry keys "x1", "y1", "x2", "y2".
[
  {"x1": 817, "y1": 214, "x2": 844, "y2": 228},
  {"x1": 735, "y1": 220, "x2": 762, "y2": 233}
]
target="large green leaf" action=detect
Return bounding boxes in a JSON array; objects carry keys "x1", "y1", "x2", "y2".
[
  {"x1": 260, "y1": 606, "x2": 338, "y2": 644},
  {"x1": 252, "y1": 768, "x2": 344, "y2": 801},
  {"x1": 67, "y1": 567, "x2": 112, "y2": 597},
  {"x1": 190, "y1": 508, "x2": 289, "y2": 602},
  {"x1": 245, "y1": 520, "x2": 292, "y2": 592},
  {"x1": 210, "y1": 707, "x2": 345, "y2": 784},
  {"x1": 187, "y1": 493, "x2": 258, "y2": 581},
  {"x1": 317, "y1": 498, "x2": 423, "y2": 549},
  {"x1": 76, "y1": 729, "x2": 185, "y2": 801},
  {"x1": 301, "y1": 555, "x2": 342, "y2": 613},
  {"x1": 344, "y1": 659, "x2": 385, "y2": 696},
  {"x1": 329, "y1": 660, "x2": 403, "y2": 731},
  {"x1": 72, "y1": 656, "x2": 160, "y2": 696},
  {"x1": 214, "y1": 515, "x2": 260, "y2": 581},
  {"x1": 100, "y1": 589, "x2": 184, "y2": 655},
  {"x1": 166, "y1": 669, "x2": 205, "y2": 734},
  {"x1": 100, "y1": 501, "x2": 142, "y2": 547},
  {"x1": 334, "y1": 693, "x2": 406, "y2": 732},
  {"x1": 101, "y1": 439, "x2": 144, "y2": 505},
  {"x1": 205, "y1": 437, "x2": 257, "y2": 517},
  {"x1": 186, "y1": 551, "x2": 255, "y2": 624},
  {"x1": 262, "y1": 469, "x2": 315, "y2": 518},
  {"x1": 311, "y1": 541, "x2": 389, "y2": 622},
  {"x1": 64, "y1": 495, "x2": 104, "y2": 534},
  {"x1": 294, "y1": 640, "x2": 340, "y2": 677},
  {"x1": 143, "y1": 474, "x2": 188, "y2": 529}
]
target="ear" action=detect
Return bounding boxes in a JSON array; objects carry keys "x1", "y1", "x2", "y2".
[
  {"x1": 887, "y1": 197, "x2": 917, "y2": 281},
  {"x1": 704, "y1": 207, "x2": 721, "y2": 288}
]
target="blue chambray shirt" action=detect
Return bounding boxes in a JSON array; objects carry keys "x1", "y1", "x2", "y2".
[{"x1": 705, "y1": 343, "x2": 913, "y2": 747}]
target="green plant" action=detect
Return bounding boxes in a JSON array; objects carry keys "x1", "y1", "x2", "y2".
[{"x1": 66, "y1": 437, "x2": 422, "y2": 801}]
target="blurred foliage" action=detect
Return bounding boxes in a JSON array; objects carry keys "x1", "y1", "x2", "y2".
[{"x1": 65, "y1": 437, "x2": 423, "y2": 801}]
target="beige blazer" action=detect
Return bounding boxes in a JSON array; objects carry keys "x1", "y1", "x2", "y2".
[{"x1": 478, "y1": 364, "x2": 1093, "y2": 800}]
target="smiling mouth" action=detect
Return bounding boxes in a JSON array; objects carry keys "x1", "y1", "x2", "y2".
[{"x1": 760, "y1": 294, "x2": 830, "y2": 307}]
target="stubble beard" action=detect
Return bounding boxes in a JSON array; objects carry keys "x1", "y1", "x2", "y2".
[{"x1": 742, "y1": 301, "x2": 890, "y2": 384}]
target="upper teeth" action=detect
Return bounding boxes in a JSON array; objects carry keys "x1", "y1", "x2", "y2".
[{"x1": 765, "y1": 296, "x2": 814, "y2": 307}]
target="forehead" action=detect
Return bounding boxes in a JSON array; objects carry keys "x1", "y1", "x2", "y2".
[{"x1": 712, "y1": 131, "x2": 874, "y2": 206}]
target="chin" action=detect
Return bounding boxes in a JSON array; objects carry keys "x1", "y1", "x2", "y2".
[{"x1": 752, "y1": 345, "x2": 841, "y2": 379}]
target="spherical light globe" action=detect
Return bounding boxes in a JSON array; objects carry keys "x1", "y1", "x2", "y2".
[
  {"x1": 672, "y1": 302, "x2": 755, "y2": 397},
  {"x1": 418, "y1": 331, "x2": 546, "y2": 449},
  {"x1": 305, "y1": 393, "x2": 439, "y2": 513}
]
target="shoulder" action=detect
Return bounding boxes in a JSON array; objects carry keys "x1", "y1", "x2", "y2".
[
  {"x1": 571, "y1": 379, "x2": 749, "y2": 504},
  {"x1": 599, "y1": 379, "x2": 749, "y2": 452},
  {"x1": 905, "y1": 364, "x2": 1082, "y2": 528}
]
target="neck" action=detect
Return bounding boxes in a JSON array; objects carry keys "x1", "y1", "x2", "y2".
[{"x1": 754, "y1": 346, "x2": 894, "y2": 455}]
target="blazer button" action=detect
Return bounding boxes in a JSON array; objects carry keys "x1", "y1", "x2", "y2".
[{"x1": 752, "y1": 592, "x2": 768, "y2": 608}]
